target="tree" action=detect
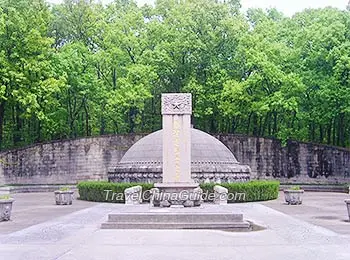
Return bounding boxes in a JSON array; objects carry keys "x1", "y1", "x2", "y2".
[
  {"x1": 0, "y1": 0, "x2": 61, "y2": 148},
  {"x1": 1, "y1": 0, "x2": 350, "y2": 150}
]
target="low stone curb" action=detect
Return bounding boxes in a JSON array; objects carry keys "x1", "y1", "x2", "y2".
[
  {"x1": 0, "y1": 185, "x2": 77, "y2": 194},
  {"x1": 279, "y1": 185, "x2": 348, "y2": 193}
]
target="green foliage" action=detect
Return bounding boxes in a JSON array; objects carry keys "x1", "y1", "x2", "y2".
[
  {"x1": 201, "y1": 181, "x2": 280, "y2": 203},
  {"x1": 77, "y1": 181, "x2": 279, "y2": 203},
  {"x1": 77, "y1": 181, "x2": 154, "y2": 203},
  {"x1": 1, "y1": 1, "x2": 350, "y2": 149},
  {"x1": 59, "y1": 186, "x2": 71, "y2": 191},
  {"x1": 0, "y1": 195, "x2": 10, "y2": 200},
  {"x1": 289, "y1": 185, "x2": 301, "y2": 190}
]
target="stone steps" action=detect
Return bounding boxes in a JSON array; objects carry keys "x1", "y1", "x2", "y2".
[
  {"x1": 101, "y1": 221, "x2": 250, "y2": 230},
  {"x1": 107, "y1": 212, "x2": 243, "y2": 223},
  {"x1": 102, "y1": 211, "x2": 250, "y2": 231}
]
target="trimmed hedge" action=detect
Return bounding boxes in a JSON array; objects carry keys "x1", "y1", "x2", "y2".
[
  {"x1": 77, "y1": 181, "x2": 279, "y2": 203},
  {"x1": 200, "y1": 181, "x2": 280, "y2": 202},
  {"x1": 77, "y1": 182, "x2": 154, "y2": 203}
]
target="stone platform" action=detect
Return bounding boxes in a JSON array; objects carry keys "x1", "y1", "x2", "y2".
[{"x1": 101, "y1": 204, "x2": 251, "y2": 231}]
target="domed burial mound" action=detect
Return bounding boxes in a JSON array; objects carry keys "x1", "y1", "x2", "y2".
[{"x1": 108, "y1": 128, "x2": 251, "y2": 183}]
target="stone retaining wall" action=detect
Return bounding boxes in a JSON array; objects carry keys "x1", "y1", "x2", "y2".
[
  {"x1": 217, "y1": 134, "x2": 350, "y2": 184},
  {"x1": 0, "y1": 135, "x2": 142, "y2": 185},
  {"x1": 1, "y1": 134, "x2": 350, "y2": 185}
]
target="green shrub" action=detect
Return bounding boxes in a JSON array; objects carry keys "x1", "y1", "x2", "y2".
[
  {"x1": 200, "y1": 181, "x2": 280, "y2": 203},
  {"x1": 77, "y1": 181, "x2": 279, "y2": 203},
  {"x1": 0, "y1": 195, "x2": 10, "y2": 200},
  {"x1": 289, "y1": 185, "x2": 301, "y2": 190},
  {"x1": 77, "y1": 181, "x2": 154, "y2": 203},
  {"x1": 59, "y1": 186, "x2": 71, "y2": 191}
]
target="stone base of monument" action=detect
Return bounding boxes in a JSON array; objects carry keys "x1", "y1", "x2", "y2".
[
  {"x1": 153, "y1": 182, "x2": 201, "y2": 207},
  {"x1": 101, "y1": 204, "x2": 251, "y2": 231}
]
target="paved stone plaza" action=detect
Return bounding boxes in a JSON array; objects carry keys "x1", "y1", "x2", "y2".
[{"x1": 0, "y1": 191, "x2": 350, "y2": 260}]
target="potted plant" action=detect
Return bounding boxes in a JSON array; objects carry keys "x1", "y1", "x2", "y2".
[
  {"x1": 54, "y1": 187, "x2": 74, "y2": 205},
  {"x1": 0, "y1": 195, "x2": 14, "y2": 221},
  {"x1": 284, "y1": 185, "x2": 304, "y2": 205}
]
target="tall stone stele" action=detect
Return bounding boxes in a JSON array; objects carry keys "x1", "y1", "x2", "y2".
[{"x1": 154, "y1": 93, "x2": 200, "y2": 207}]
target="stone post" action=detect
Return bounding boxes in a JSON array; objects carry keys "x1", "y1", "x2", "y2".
[
  {"x1": 161, "y1": 93, "x2": 192, "y2": 183},
  {"x1": 154, "y1": 93, "x2": 199, "y2": 207}
]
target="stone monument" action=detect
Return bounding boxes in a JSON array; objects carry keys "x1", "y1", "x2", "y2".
[
  {"x1": 161, "y1": 93, "x2": 193, "y2": 184},
  {"x1": 102, "y1": 93, "x2": 251, "y2": 230},
  {"x1": 108, "y1": 92, "x2": 251, "y2": 183},
  {"x1": 154, "y1": 93, "x2": 200, "y2": 207}
]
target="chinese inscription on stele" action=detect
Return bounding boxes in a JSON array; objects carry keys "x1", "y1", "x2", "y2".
[{"x1": 173, "y1": 118, "x2": 181, "y2": 182}]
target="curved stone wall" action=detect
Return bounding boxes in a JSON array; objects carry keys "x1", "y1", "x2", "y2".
[
  {"x1": 0, "y1": 135, "x2": 144, "y2": 185},
  {"x1": 1, "y1": 134, "x2": 350, "y2": 185},
  {"x1": 216, "y1": 134, "x2": 350, "y2": 184}
]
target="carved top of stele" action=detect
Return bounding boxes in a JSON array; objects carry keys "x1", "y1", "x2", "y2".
[{"x1": 161, "y1": 93, "x2": 192, "y2": 115}]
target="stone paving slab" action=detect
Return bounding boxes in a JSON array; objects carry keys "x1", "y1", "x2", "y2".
[
  {"x1": 0, "y1": 202, "x2": 348, "y2": 260},
  {"x1": 0, "y1": 192, "x2": 350, "y2": 260},
  {"x1": 262, "y1": 191, "x2": 350, "y2": 234},
  {"x1": 0, "y1": 192, "x2": 99, "y2": 234}
]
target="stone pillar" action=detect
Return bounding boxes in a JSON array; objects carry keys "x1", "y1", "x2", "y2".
[
  {"x1": 154, "y1": 93, "x2": 199, "y2": 207},
  {"x1": 161, "y1": 93, "x2": 192, "y2": 183}
]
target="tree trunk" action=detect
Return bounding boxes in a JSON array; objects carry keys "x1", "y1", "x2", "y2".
[
  {"x1": 327, "y1": 122, "x2": 332, "y2": 145},
  {"x1": 273, "y1": 111, "x2": 278, "y2": 135},
  {"x1": 231, "y1": 118, "x2": 236, "y2": 133},
  {"x1": 100, "y1": 108, "x2": 106, "y2": 135},
  {"x1": 310, "y1": 122, "x2": 315, "y2": 142},
  {"x1": 83, "y1": 99, "x2": 90, "y2": 136},
  {"x1": 338, "y1": 113, "x2": 345, "y2": 147},
  {"x1": 252, "y1": 114, "x2": 259, "y2": 136},
  {"x1": 261, "y1": 112, "x2": 270, "y2": 136},
  {"x1": 333, "y1": 117, "x2": 336, "y2": 145},
  {"x1": 13, "y1": 105, "x2": 23, "y2": 146},
  {"x1": 112, "y1": 67, "x2": 117, "y2": 89},
  {"x1": 258, "y1": 116, "x2": 263, "y2": 136},
  {"x1": 36, "y1": 119, "x2": 42, "y2": 143},
  {"x1": 0, "y1": 102, "x2": 5, "y2": 149},
  {"x1": 319, "y1": 125, "x2": 323, "y2": 144},
  {"x1": 246, "y1": 112, "x2": 253, "y2": 135},
  {"x1": 129, "y1": 107, "x2": 136, "y2": 133}
]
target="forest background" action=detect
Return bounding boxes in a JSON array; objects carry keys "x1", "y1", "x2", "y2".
[{"x1": 1, "y1": 0, "x2": 350, "y2": 150}]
